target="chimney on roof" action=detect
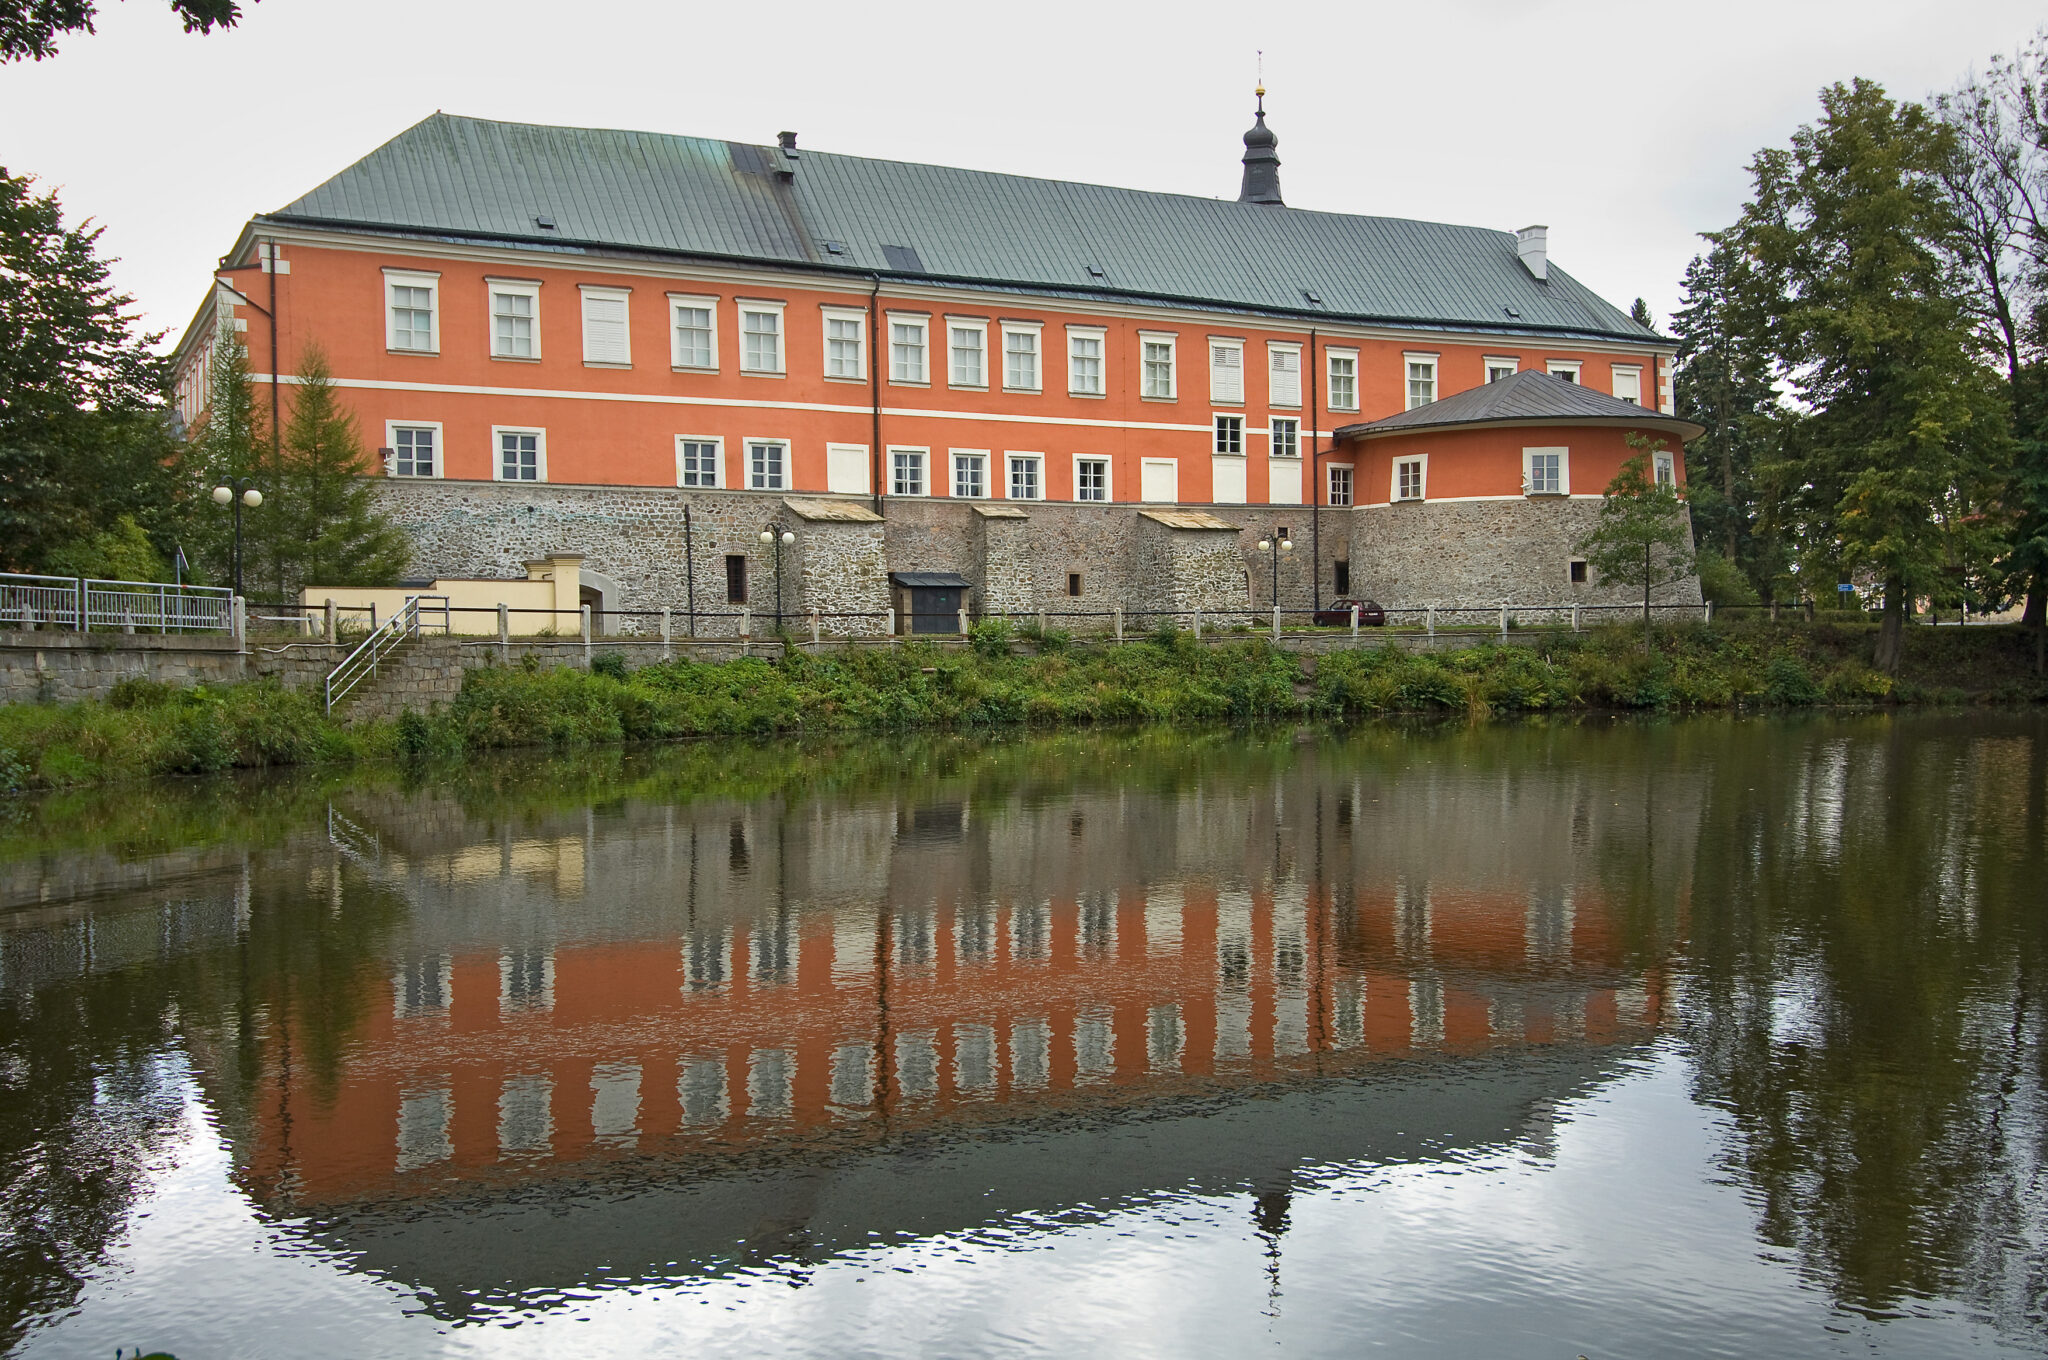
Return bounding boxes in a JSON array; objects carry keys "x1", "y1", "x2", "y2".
[
  {"x1": 1516, "y1": 225, "x2": 1549, "y2": 280},
  {"x1": 777, "y1": 131, "x2": 798, "y2": 154},
  {"x1": 1239, "y1": 89, "x2": 1283, "y2": 206}
]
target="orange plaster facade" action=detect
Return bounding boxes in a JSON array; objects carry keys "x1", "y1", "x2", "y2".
[{"x1": 182, "y1": 236, "x2": 1673, "y2": 509}]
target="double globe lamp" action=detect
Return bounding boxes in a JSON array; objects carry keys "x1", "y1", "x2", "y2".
[{"x1": 211, "y1": 480, "x2": 263, "y2": 597}]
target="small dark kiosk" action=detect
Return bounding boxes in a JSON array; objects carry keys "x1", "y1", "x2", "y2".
[{"x1": 891, "y1": 572, "x2": 972, "y2": 634}]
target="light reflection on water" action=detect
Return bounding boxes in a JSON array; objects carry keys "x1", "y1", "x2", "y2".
[{"x1": 3, "y1": 715, "x2": 2046, "y2": 1357}]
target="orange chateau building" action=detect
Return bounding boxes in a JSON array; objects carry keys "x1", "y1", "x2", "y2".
[{"x1": 172, "y1": 100, "x2": 1704, "y2": 623}]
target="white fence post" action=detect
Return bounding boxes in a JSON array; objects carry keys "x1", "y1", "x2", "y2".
[
  {"x1": 958, "y1": 606, "x2": 969, "y2": 635},
  {"x1": 1272, "y1": 604, "x2": 1281, "y2": 641},
  {"x1": 1425, "y1": 605, "x2": 1435, "y2": 637},
  {"x1": 662, "y1": 607, "x2": 673, "y2": 660},
  {"x1": 498, "y1": 602, "x2": 510, "y2": 659},
  {"x1": 1571, "y1": 603, "x2": 1581, "y2": 633},
  {"x1": 581, "y1": 604, "x2": 593, "y2": 666},
  {"x1": 885, "y1": 606, "x2": 896, "y2": 639},
  {"x1": 1350, "y1": 604, "x2": 1360, "y2": 640},
  {"x1": 810, "y1": 608, "x2": 821, "y2": 646},
  {"x1": 1114, "y1": 606, "x2": 1124, "y2": 642},
  {"x1": 1193, "y1": 607, "x2": 1203, "y2": 639},
  {"x1": 1704, "y1": 600, "x2": 1714, "y2": 626},
  {"x1": 1500, "y1": 604, "x2": 1509, "y2": 638},
  {"x1": 326, "y1": 598, "x2": 338, "y2": 644}
]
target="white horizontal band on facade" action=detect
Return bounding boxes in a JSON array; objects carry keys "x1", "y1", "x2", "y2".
[{"x1": 252, "y1": 372, "x2": 1325, "y2": 439}]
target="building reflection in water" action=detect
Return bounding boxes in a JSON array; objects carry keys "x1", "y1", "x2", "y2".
[{"x1": 200, "y1": 737, "x2": 1681, "y2": 1228}]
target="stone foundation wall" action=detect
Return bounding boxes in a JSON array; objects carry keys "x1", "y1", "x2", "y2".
[
  {"x1": 369, "y1": 480, "x2": 1696, "y2": 627},
  {"x1": 1352, "y1": 498, "x2": 1703, "y2": 609}
]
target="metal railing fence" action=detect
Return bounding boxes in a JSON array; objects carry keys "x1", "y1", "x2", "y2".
[{"x1": 0, "y1": 572, "x2": 234, "y2": 634}]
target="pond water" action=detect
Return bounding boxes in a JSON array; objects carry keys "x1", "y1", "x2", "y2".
[{"x1": 3, "y1": 714, "x2": 2046, "y2": 1358}]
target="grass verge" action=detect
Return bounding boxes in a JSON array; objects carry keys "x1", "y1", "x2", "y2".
[{"x1": 1, "y1": 621, "x2": 2041, "y2": 792}]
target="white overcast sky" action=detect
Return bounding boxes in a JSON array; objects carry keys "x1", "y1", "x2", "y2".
[{"x1": 1, "y1": 0, "x2": 2040, "y2": 348}]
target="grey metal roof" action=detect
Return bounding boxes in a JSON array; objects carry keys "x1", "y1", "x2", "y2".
[
  {"x1": 889, "y1": 571, "x2": 972, "y2": 589},
  {"x1": 268, "y1": 114, "x2": 1662, "y2": 343},
  {"x1": 1335, "y1": 370, "x2": 1704, "y2": 441}
]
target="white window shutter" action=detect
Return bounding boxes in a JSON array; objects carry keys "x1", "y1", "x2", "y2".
[
  {"x1": 583, "y1": 293, "x2": 630, "y2": 365},
  {"x1": 1211, "y1": 346, "x2": 1243, "y2": 403},
  {"x1": 1270, "y1": 351, "x2": 1300, "y2": 406}
]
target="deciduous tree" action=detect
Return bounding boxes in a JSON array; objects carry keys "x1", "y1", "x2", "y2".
[
  {"x1": 1, "y1": 0, "x2": 249, "y2": 61},
  {"x1": 1577, "y1": 436, "x2": 1696, "y2": 652},
  {"x1": 1726, "y1": 79, "x2": 2010, "y2": 671}
]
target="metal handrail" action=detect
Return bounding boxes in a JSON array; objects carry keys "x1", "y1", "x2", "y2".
[{"x1": 325, "y1": 595, "x2": 442, "y2": 713}]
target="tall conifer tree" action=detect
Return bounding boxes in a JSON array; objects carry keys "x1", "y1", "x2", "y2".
[{"x1": 265, "y1": 346, "x2": 407, "y2": 595}]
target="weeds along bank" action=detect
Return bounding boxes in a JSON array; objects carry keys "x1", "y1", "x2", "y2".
[{"x1": 0, "y1": 621, "x2": 2041, "y2": 792}]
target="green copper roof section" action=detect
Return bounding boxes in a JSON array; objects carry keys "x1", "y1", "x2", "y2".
[{"x1": 273, "y1": 113, "x2": 1660, "y2": 342}]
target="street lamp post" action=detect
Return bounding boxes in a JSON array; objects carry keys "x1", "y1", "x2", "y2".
[
  {"x1": 1255, "y1": 529, "x2": 1295, "y2": 612},
  {"x1": 758, "y1": 523, "x2": 795, "y2": 633},
  {"x1": 211, "y1": 478, "x2": 263, "y2": 597}
]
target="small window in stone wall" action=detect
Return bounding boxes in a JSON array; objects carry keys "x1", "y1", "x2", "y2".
[
  {"x1": 1334, "y1": 561, "x2": 1351, "y2": 595},
  {"x1": 1570, "y1": 559, "x2": 1588, "y2": 585},
  {"x1": 726, "y1": 554, "x2": 748, "y2": 605},
  {"x1": 1067, "y1": 572, "x2": 1082, "y2": 598}
]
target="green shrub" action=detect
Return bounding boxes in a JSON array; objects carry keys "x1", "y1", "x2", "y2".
[
  {"x1": 969, "y1": 618, "x2": 1014, "y2": 658},
  {"x1": 106, "y1": 676, "x2": 175, "y2": 710},
  {"x1": 590, "y1": 651, "x2": 629, "y2": 680},
  {"x1": 1764, "y1": 651, "x2": 1824, "y2": 706}
]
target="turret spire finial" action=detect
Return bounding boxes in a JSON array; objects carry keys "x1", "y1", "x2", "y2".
[{"x1": 1239, "y1": 62, "x2": 1283, "y2": 207}]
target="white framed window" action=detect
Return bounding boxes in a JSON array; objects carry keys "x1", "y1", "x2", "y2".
[
  {"x1": 888, "y1": 313, "x2": 929, "y2": 384},
  {"x1": 676, "y1": 435, "x2": 722, "y2": 489},
  {"x1": 826, "y1": 443, "x2": 870, "y2": 494},
  {"x1": 1268, "y1": 343, "x2": 1302, "y2": 407},
  {"x1": 739, "y1": 301, "x2": 786, "y2": 374},
  {"x1": 949, "y1": 320, "x2": 987, "y2": 388},
  {"x1": 890, "y1": 446, "x2": 928, "y2": 496},
  {"x1": 1002, "y1": 323, "x2": 1041, "y2": 391},
  {"x1": 487, "y1": 279, "x2": 540, "y2": 360},
  {"x1": 822, "y1": 307, "x2": 866, "y2": 381},
  {"x1": 1485, "y1": 356, "x2": 1519, "y2": 383},
  {"x1": 1524, "y1": 446, "x2": 1569, "y2": 495},
  {"x1": 1404, "y1": 353, "x2": 1439, "y2": 409},
  {"x1": 1007, "y1": 453, "x2": 1043, "y2": 500},
  {"x1": 1074, "y1": 455, "x2": 1110, "y2": 502},
  {"x1": 1327, "y1": 464, "x2": 1354, "y2": 506},
  {"x1": 747, "y1": 438, "x2": 788, "y2": 490},
  {"x1": 385, "y1": 421, "x2": 441, "y2": 478},
  {"x1": 1140, "y1": 333, "x2": 1176, "y2": 400},
  {"x1": 1326, "y1": 349, "x2": 1359, "y2": 411},
  {"x1": 579, "y1": 285, "x2": 631, "y2": 367},
  {"x1": 1392, "y1": 454, "x2": 1427, "y2": 502},
  {"x1": 1653, "y1": 449, "x2": 1676, "y2": 488},
  {"x1": 1068, "y1": 327, "x2": 1106, "y2": 396},
  {"x1": 1269, "y1": 417, "x2": 1299, "y2": 459},
  {"x1": 1214, "y1": 415, "x2": 1244, "y2": 455},
  {"x1": 1209, "y1": 339, "x2": 1244, "y2": 404},
  {"x1": 952, "y1": 450, "x2": 988, "y2": 498},
  {"x1": 669, "y1": 294, "x2": 718, "y2": 371},
  {"x1": 383, "y1": 269, "x2": 439, "y2": 353},
  {"x1": 494, "y1": 426, "x2": 545, "y2": 482},
  {"x1": 1613, "y1": 365, "x2": 1643, "y2": 404},
  {"x1": 1547, "y1": 360, "x2": 1582, "y2": 384}
]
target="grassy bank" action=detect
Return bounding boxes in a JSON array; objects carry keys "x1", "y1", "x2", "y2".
[{"x1": 1, "y1": 621, "x2": 2042, "y2": 792}]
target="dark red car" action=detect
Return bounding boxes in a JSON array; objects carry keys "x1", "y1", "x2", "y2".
[{"x1": 1313, "y1": 598, "x2": 1386, "y2": 627}]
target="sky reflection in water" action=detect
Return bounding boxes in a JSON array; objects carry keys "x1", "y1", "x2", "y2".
[{"x1": 3, "y1": 715, "x2": 2045, "y2": 1357}]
